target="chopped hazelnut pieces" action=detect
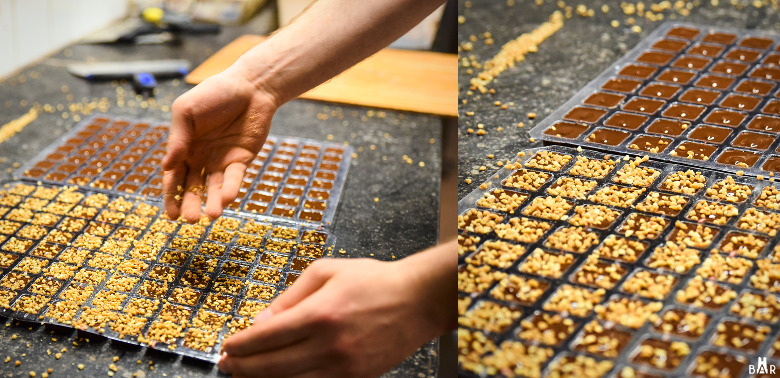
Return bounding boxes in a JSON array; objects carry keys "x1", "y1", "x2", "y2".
[
  {"x1": 751, "y1": 259, "x2": 780, "y2": 293},
  {"x1": 619, "y1": 213, "x2": 667, "y2": 239},
  {"x1": 595, "y1": 235, "x2": 647, "y2": 263},
  {"x1": 660, "y1": 170, "x2": 707, "y2": 194},
  {"x1": 595, "y1": 297, "x2": 662, "y2": 329},
  {"x1": 713, "y1": 319, "x2": 769, "y2": 352},
  {"x1": 457, "y1": 329, "x2": 496, "y2": 373},
  {"x1": 706, "y1": 176, "x2": 752, "y2": 203},
  {"x1": 458, "y1": 264, "x2": 506, "y2": 294},
  {"x1": 458, "y1": 209, "x2": 504, "y2": 233},
  {"x1": 573, "y1": 320, "x2": 632, "y2": 358},
  {"x1": 686, "y1": 200, "x2": 739, "y2": 225},
  {"x1": 522, "y1": 196, "x2": 572, "y2": 220},
  {"x1": 632, "y1": 338, "x2": 690, "y2": 370},
  {"x1": 692, "y1": 351, "x2": 747, "y2": 378},
  {"x1": 653, "y1": 309, "x2": 709, "y2": 339},
  {"x1": 458, "y1": 235, "x2": 480, "y2": 257},
  {"x1": 519, "y1": 248, "x2": 574, "y2": 278},
  {"x1": 489, "y1": 275, "x2": 548, "y2": 305},
  {"x1": 568, "y1": 205, "x2": 620, "y2": 229},
  {"x1": 502, "y1": 169, "x2": 550, "y2": 191},
  {"x1": 720, "y1": 231, "x2": 767, "y2": 259},
  {"x1": 458, "y1": 300, "x2": 522, "y2": 333},
  {"x1": 543, "y1": 284, "x2": 605, "y2": 317},
  {"x1": 696, "y1": 253, "x2": 752, "y2": 284},
  {"x1": 465, "y1": 241, "x2": 524, "y2": 269},
  {"x1": 569, "y1": 156, "x2": 616, "y2": 179},
  {"x1": 518, "y1": 312, "x2": 577, "y2": 346},
  {"x1": 476, "y1": 189, "x2": 528, "y2": 213},
  {"x1": 636, "y1": 191, "x2": 688, "y2": 216},
  {"x1": 754, "y1": 185, "x2": 780, "y2": 210},
  {"x1": 479, "y1": 341, "x2": 552, "y2": 377},
  {"x1": 668, "y1": 221, "x2": 718, "y2": 248},
  {"x1": 573, "y1": 253, "x2": 626, "y2": 289},
  {"x1": 545, "y1": 354, "x2": 613, "y2": 378},
  {"x1": 737, "y1": 207, "x2": 780, "y2": 236},
  {"x1": 588, "y1": 185, "x2": 645, "y2": 208},
  {"x1": 493, "y1": 217, "x2": 551, "y2": 243},
  {"x1": 544, "y1": 226, "x2": 599, "y2": 253},
  {"x1": 646, "y1": 242, "x2": 700, "y2": 273},
  {"x1": 546, "y1": 176, "x2": 597, "y2": 199},
  {"x1": 523, "y1": 151, "x2": 572, "y2": 171},
  {"x1": 676, "y1": 276, "x2": 736, "y2": 309},
  {"x1": 730, "y1": 291, "x2": 780, "y2": 323},
  {"x1": 620, "y1": 269, "x2": 677, "y2": 300},
  {"x1": 612, "y1": 158, "x2": 659, "y2": 187}
]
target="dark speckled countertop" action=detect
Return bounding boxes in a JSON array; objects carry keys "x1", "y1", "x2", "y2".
[
  {"x1": 458, "y1": 0, "x2": 780, "y2": 200},
  {"x1": 0, "y1": 3, "x2": 441, "y2": 377}
]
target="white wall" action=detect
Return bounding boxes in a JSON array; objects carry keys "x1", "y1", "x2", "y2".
[{"x1": 0, "y1": 0, "x2": 128, "y2": 79}]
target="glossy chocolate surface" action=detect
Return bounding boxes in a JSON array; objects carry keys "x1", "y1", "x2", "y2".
[
  {"x1": 585, "y1": 128, "x2": 630, "y2": 146},
  {"x1": 583, "y1": 92, "x2": 625, "y2": 108},
  {"x1": 604, "y1": 112, "x2": 648, "y2": 130},
  {"x1": 688, "y1": 125, "x2": 732, "y2": 143},
  {"x1": 732, "y1": 131, "x2": 775, "y2": 150},
  {"x1": 715, "y1": 149, "x2": 760, "y2": 167},
  {"x1": 623, "y1": 97, "x2": 666, "y2": 114},
  {"x1": 563, "y1": 107, "x2": 608, "y2": 123},
  {"x1": 679, "y1": 88, "x2": 720, "y2": 105}
]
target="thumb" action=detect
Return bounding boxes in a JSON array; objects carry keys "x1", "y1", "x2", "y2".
[{"x1": 266, "y1": 260, "x2": 338, "y2": 315}]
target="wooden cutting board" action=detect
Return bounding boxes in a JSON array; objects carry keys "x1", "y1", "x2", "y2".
[{"x1": 186, "y1": 35, "x2": 457, "y2": 117}]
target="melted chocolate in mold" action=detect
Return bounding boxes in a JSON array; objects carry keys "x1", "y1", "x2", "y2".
[
  {"x1": 763, "y1": 156, "x2": 780, "y2": 172},
  {"x1": 679, "y1": 88, "x2": 721, "y2": 105},
  {"x1": 687, "y1": 43, "x2": 724, "y2": 57},
  {"x1": 656, "y1": 69, "x2": 696, "y2": 85},
  {"x1": 312, "y1": 180, "x2": 334, "y2": 190},
  {"x1": 255, "y1": 182, "x2": 277, "y2": 193},
  {"x1": 56, "y1": 164, "x2": 78, "y2": 173},
  {"x1": 23, "y1": 168, "x2": 45, "y2": 178},
  {"x1": 308, "y1": 189, "x2": 330, "y2": 200},
  {"x1": 646, "y1": 119, "x2": 688, "y2": 136},
  {"x1": 585, "y1": 128, "x2": 630, "y2": 146},
  {"x1": 688, "y1": 125, "x2": 732, "y2": 143},
  {"x1": 667, "y1": 26, "x2": 699, "y2": 40},
  {"x1": 304, "y1": 200, "x2": 326, "y2": 211},
  {"x1": 674, "y1": 141, "x2": 718, "y2": 160},
  {"x1": 763, "y1": 100, "x2": 780, "y2": 115},
  {"x1": 285, "y1": 272, "x2": 300, "y2": 286},
  {"x1": 45, "y1": 172, "x2": 68, "y2": 181},
  {"x1": 710, "y1": 61, "x2": 749, "y2": 76},
  {"x1": 34, "y1": 160, "x2": 56, "y2": 169},
  {"x1": 618, "y1": 64, "x2": 657, "y2": 79},
  {"x1": 672, "y1": 55, "x2": 711, "y2": 70},
  {"x1": 563, "y1": 107, "x2": 608, "y2": 124},
  {"x1": 286, "y1": 177, "x2": 308, "y2": 187},
  {"x1": 735, "y1": 79, "x2": 775, "y2": 96},
  {"x1": 739, "y1": 36, "x2": 774, "y2": 50},
  {"x1": 249, "y1": 192, "x2": 272, "y2": 204},
  {"x1": 133, "y1": 166, "x2": 156, "y2": 175},
  {"x1": 632, "y1": 338, "x2": 687, "y2": 370},
  {"x1": 291, "y1": 168, "x2": 312, "y2": 176},
  {"x1": 266, "y1": 165, "x2": 287, "y2": 174},
  {"x1": 320, "y1": 162, "x2": 339, "y2": 171},
  {"x1": 148, "y1": 177, "x2": 162, "y2": 187},
  {"x1": 321, "y1": 154, "x2": 342, "y2": 163},
  {"x1": 715, "y1": 149, "x2": 760, "y2": 167},
  {"x1": 732, "y1": 131, "x2": 775, "y2": 150},
  {"x1": 628, "y1": 135, "x2": 673, "y2": 153},
  {"x1": 261, "y1": 174, "x2": 283, "y2": 183},
  {"x1": 640, "y1": 83, "x2": 680, "y2": 99},
  {"x1": 583, "y1": 92, "x2": 625, "y2": 108},
  {"x1": 695, "y1": 75, "x2": 735, "y2": 90},
  {"x1": 622, "y1": 97, "x2": 665, "y2": 114},
  {"x1": 637, "y1": 51, "x2": 675, "y2": 65},
  {"x1": 653, "y1": 309, "x2": 710, "y2": 339},
  {"x1": 652, "y1": 39, "x2": 689, "y2": 52},
  {"x1": 88, "y1": 159, "x2": 110, "y2": 169},
  {"x1": 544, "y1": 122, "x2": 589, "y2": 139},
  {"x1": 315, "y1": 171, "x2": 336, "y2": 181},
  {"x1": 662, "y1": 103, "x2": 706, "y2": 121},
  {"x1": 751, "y1": 67, "x2": 780, "y2": 83},
  {"x1": 601, "y1": 78, "x2": 642, "y2": 93},
  {"x1": 299, "y1": 152, "x2": 318, "y2": 160},
  {"x1": 604, "y1": 112, "x2": 648, "y2": 130},
  {"x1": 281, "y1": 186, "x2": 305, "y2": 196},
  {"x1": 271, "y1": 207, "x2": 295, "y2": 218},
  {"x1": 749, "y1": 115, "x2": 780, "y2": 133},
  {"x1": 725, "y1": 48, "x2": 761, "y2": 62},
  {"x1": 245, "y1": 202, "x2": 268, "y2": 213},
  {"x1": 69, "y1": 176, "x2": 90, "y2": 185},
  {"x1": 691, "y1": 351, "x2": 747, "y2": 377},
  {"x1": 299, "y1": 210, "x2": 324, "y2": 222},
  {"x1": 115, "y1": 183, "x2": 139, "y2": 193},
  {"x1": 703, "y1": 32, "x2": 737, "y2": 44},
  {"x1": 703, "y1": 109, "x2": 746, "y2": 127},
  {"x1": 721, "y1": 94, "x2": 761, "y2": 111},
  {"x1": 276, "y1": 197, "x2": 300, "y2": 207},
  {"x1": 763, "y1": 53, "x2": 780, "y2": 66}
]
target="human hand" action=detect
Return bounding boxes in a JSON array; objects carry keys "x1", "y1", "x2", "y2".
[
  {"x1": 163, "y1": 67, "x2": 280, "y2": 222},
  {"x1": 218, "y1": 254, "x2": 453, "y2": 378}
]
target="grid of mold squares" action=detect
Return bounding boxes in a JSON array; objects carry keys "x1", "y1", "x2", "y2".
[
  {"x1": 0, "y1": 182, "x2": 333, "y2": 361},
  {"x1": 18, "y1": 115, "x2": 350, "y2": 225},
  {"x1": 530, "y1": 23, "x2": 780, "y2": 177},
  {"x1": 458, "y1": 146, "x2": 780, "y2": 377}
]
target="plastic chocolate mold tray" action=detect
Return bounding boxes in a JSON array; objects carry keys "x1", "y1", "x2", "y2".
[
  {"x1": 16, "y1": 114, "x2": 351, "y2": 226},
  {"x1": 0, "y1": 181, "x2": 334, "y2": 362},
  {"x1": 529, "y1": 22, "x2": 780, "y2": 178},
  {"x1": 458, "y1": 146, "x2": 780, "y2": 377}
]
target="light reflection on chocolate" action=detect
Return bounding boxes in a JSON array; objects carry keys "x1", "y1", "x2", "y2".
[
  {"x1": 602, "y1": 78, "x2": 643, "y2": 93},
  {"x1": 639, "y1": 83, "x2": 680, "y2": 99},
  {"x1": 628, "y1": 135, "x2": 672, "y2": 153},
  {"x1": 763, "y1": 100, "x2": 780, "y2": 115},
  {"x1": 763, "y1": 53, "x2": 780, "y2": 66},
  {"x1": 751, "y1": 66, "x2": 780, "y2": 81},
  {"x1": 544, "y1": 122, "x2": 590, "y2": 139},
  {"x1": 715, "y1": 149, "x2": 760, "y2": 167},
  {"x1": 703, "y1": 109, "x2": 746, "y2": 127},
  {"x1": 725, "y1": 48, "x2": 761, "y2": 62},
  {"x1": 763, "y1": 156, "x2": 780, "y2": 172},
  {"x1": 652, "y1": 39, "x2": 688, "y2": 52},
  {"x1": 657, "y1": 69, "x2": 696, "y2": 85},
  {"x1": 688, "y1": 125, "x2": 732, "y2": 143},
  {"x1": 662, "y1": 103, "x2": 705, "y2": 121},
  {"x1": 667, "y1": 26, "x2": 699, "y2": 39},
  {"x1": 618, "y1": 64, "x2": 657, "y2": 79},
  {"x1": 604, "y1": 112, "x2": 648, "y2": 130},
  {"x1": 721, "y1": 94, "x2": 761, "y2": 111},
  {"x1": 732, "y1": 131, "x2": 775, "y2": 150},
  {"x1": 585, "y1": 128, "x2": 630, "y2": 146},
  {"x1": 563, "y1": 107, "x2": 608, "y2": 123},
  {"x1": 583, "y1": 92, "x2": 625, "y2": 108},
  {"x1": 622, "y1": 97, "x2": 665, "y2": 114},
  {"x1": 637, "y1": 51, "x2": 675, "y2": 66},
  {"x1": 672, "y1": 55, "x2": 710, "y2": 70},
  {"x1": 710, "y1": 61, "x2": 749, "y2": 76},
  {"x1": 646, "y1": 119, "x2": 688, "y2": 136},
  {"x1": 703, "y1": 32, "x2": 737, "y2": 44},
  {"x1": 679, "y1": 88, "x2": 720, "y2": 105},
  {"x1": 739, "y1": 36, "x2": 774, "y2": 50},
  {"x1": 748, "y1": 115, "x2": 780, "y2": 133},
  {"x1": 735, "y1": 79, "x2": 775, "y2": 96},
  {"x1": 687, "y1": 43, "x2": 724, "y2": 57},
  {"x1": 695, "y1": 75, "x2": 735, "y2": 90}
]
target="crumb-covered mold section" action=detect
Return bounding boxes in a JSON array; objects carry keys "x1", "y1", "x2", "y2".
[
  {"x1": 458, "y1": 146, "x2": 780, "y2": 377},
  {"x1": 0, "y1": 182, "x2": 335, "y2": 362}
]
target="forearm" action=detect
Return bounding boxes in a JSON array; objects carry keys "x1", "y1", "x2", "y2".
[
  {"x1": 398, "y1": 238, "x2": 457, "y2": 336},
  {"x1": 230, "y1": 0, "x2": 445, "y2": 105}
]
